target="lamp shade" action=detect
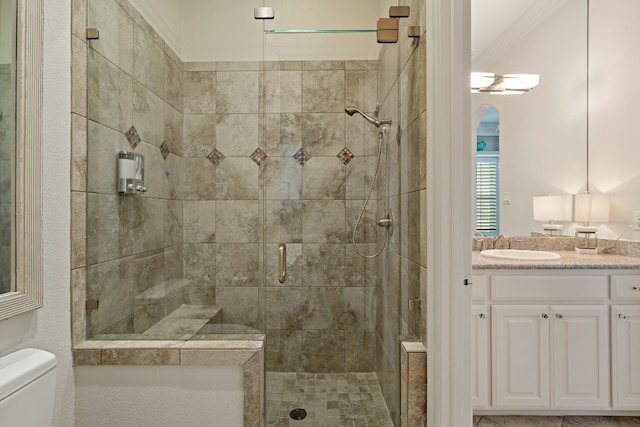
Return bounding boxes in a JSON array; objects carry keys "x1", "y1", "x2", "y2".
[
  {"x1": 533, "y1": 195, "x2": 572, "y2": 222},
  {"x1": 574, "y1": 193, "x2": 609, "y2": 224}
]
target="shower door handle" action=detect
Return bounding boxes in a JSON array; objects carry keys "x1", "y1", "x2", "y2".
[{"x1": 278, "y1": 243, "x2": 286, "y2": 283}]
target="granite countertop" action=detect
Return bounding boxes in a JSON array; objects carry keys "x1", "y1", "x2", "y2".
[{"x1": 472, "y1": 250, "x2": 640, "y2": 270}]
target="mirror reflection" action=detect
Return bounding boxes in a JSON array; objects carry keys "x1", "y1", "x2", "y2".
[
  {"x1": 0, "y1": 0, "x2": 16, "y2": 295},
  {"x1": 473, "y1": 0, "x2": 640, "y2": 242},
  {"x1": 472, "y1": 0, "x2": 587, "y2": 238}
]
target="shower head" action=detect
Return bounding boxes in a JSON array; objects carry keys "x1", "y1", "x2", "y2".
[{"x1": 345, "y1": 107, "x2": 391, "y2": 128}]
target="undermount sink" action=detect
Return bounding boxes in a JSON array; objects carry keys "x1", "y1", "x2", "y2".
[{"x1": 480, "y1": 249, "x2": 561, "y2": 261}]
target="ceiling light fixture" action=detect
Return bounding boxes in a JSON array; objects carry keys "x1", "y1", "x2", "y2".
[{"x1": 471, "y1": 72, "x2": 539, "y2": 94}]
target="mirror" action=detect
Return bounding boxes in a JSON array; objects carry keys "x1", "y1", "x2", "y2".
[
  {"x1": 0, "y1": 0, "x2": 43, "y2": 319},
  {"x1": 471, "y1": 0, "x2": 587, "y2": 237}
]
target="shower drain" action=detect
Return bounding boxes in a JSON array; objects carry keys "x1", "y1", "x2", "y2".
[{"x1": 289, "y1": 408, "x2": 307, "y2": 420}]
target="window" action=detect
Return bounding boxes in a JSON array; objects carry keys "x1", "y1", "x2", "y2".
[{"x1": 476, "y1": 155, "x2": 499, "y2": 236}]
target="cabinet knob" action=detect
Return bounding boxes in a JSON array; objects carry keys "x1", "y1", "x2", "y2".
[
  {"x1": 541, "y1": 313, "x2": 549, "y2": 319},
  {"x1": 479, "y1": 313, "x2": 486, "y2": 319},
  {"x1": 619, "y1": 313, "x2": 628, "y2": 320},
  {"x1": 632, "y1": 286, "x2": 640, "y2": 291},
  {"x1": 555, "y1": 314, "x2": 563, "y2": 320}
]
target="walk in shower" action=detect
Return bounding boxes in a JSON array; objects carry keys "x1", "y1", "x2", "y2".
[{"x1": 81, "y1": 1, "x2": 426, "y2": 425}]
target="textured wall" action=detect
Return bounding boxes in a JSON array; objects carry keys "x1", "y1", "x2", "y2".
[{"x1": 374, "y1": 0, "x2": 427, "y2": 423}]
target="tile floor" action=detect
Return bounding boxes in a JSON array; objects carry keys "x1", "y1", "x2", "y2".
[
  {"x1": 266, "y1": 372, "x2": 394, "y2": 427},
  {"x1": 474, "y1": 415, "x2": 640, "y2": 427}
]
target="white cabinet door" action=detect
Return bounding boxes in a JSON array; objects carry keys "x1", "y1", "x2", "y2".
[
  {"x1": 472, "y1": 305, "x2": 490, "y2": 408},
  {"x1": 612, "y1": 305, "x2": 640, "y2": 409},
  {"x1": 551, "y1": 305, "x2": 610, "y2": 409},
  {"x1": 492, "y1": 305, "x2": 550, "y2": 408}
]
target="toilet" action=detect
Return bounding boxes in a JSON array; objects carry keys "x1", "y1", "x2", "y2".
[{"x1": 0, "y1": 348, "x2": 57, "y2": 426}]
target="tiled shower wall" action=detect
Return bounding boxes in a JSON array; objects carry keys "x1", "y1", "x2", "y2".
[
  {"x1": 181, "y1": 59, "x2": 380, "y2": 372},
  {"x1": 83, "y1": 0, "x2": 186, "y2": 337},
  {"x1": 0, "y1": 63, "x2": 13, "y2": 294},
  {"x1": 375, "y1": 0, "x2": 427, "y2": 423},
  {"x1": 74, "y1": 0, "x2": 383, "y2": 373}
]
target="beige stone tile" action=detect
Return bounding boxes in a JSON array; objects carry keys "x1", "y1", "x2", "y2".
[
  {"x1": 183, "y1": 62, "x2": 216, "y2": 72},
  {"x1": 182, "y1": 243, "x2": 216, "y2": 287},
  {"x1": 164, "y1": 199, "x2": 183, "y2": 246},
  {"x1": 164, "y1": 55, "x2": 183, "y2": 111},
  {"x1": 132, "y1": 82, "x2": 165, "y2": 146},
  {"x1": 164, "y1": 104, "x2": 183, "y2": 157},
  {"x1": 301, "y1": 244, "x2": 345, "y2": 287},
  {"x1": 71, "y1": 0, "x2": 86, "y2": 40},
  {"x1": 301, "y1": 113, "x2": 345, "y2": 156},
  {"x1": 301, "y1": 200, "x2": 346, "y2": 243},
  {"x1": 215, "y1": 287, "x2": 261, "y2": 329},
  {"x1": 86, "y1": 121, "x2": 130, "y2": 194},
  {"x1": 180, "y1": 349, "x2": 255, "y2": 366},
  {"x1": 261, "y1": 156, "x2": 302, "y2": 200},
  {"x1": 71, "y1": 268, "x2": 87, "y2": 346},
  {"x1": 265, "y1": 70, "x2": 302, "y2": 113},
  {"x1": 263, "y1": 113, "x2": 302, "y2": 157},
  {"x1": 86, "y1": 257, "x2": 134, "y2": 336},
  {"x1": 215, "y1": 113, "x2": 259, "y2": 156},
  {"x1": 87, "y1": 0, "x2": 134, "y2": 75},
  {"x1": 215, "y1": 243, "x2": 260, "y2": 287},
  {"x1": 183, "y1": 114, "x2": 215, "y2": 157},
  {"x1": 102, "y1": 348, "x2": 180, "y2": 365},
  {"x1": 71, "y1": 192, "x2": 86, "y2": 269},
  {"x1": 183, "y1": 200, "x2": 215, "y2": 243},
  {"x1": 302, "y1": 157, "x2": 345, "y2": 200},
  {"x1": 73, "y1": 348, "x2": 102, "y2": 365},
  {"x1": 215, "y1": 158, "x2": 260, "y2": 200},
  {"x1": 86, "y1": 194, "x2": 133, "y2": 264},
  {"x1": 264, "y1": 200, "x2": 303, "y2": 243},
  {"x1": 71, "y1": 113, "x2": 87, "y2": 192},
  {"x1": 184, "y1": 71, "x2": 216, "y2": 114},
  {"x1": 182, "y1": 157, "x2": 216, "y2": 200},
  {"x1": 71, "y1": 36, "x2": 87, "y2": 117},
  {"x1": 132, "y1": 197, "x2": 165, "y2": 253},
  {"x1": 87, "y1": 48, "x2": 133, "y2": 133},
  {"x1": 216, "y1": 71, "x2": 259, "y2": 114},
  {"x1": 346, "y1": 200, "x2": 377, "y2": 244},
  {"x1": 215, "y1": 200, "x2": 259, "y2": 243},
  {"x1": 133, "y1": 25, "x2": 165, "y2": 98}
]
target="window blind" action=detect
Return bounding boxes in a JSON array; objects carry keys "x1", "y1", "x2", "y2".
[{"x1": 476, "y1": 160, "x2": 498, "y2": 234}]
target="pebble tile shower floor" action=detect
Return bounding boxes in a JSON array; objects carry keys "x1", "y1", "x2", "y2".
[{"x1": 266, "y1": 372, "x2": 394, "y2": 427}]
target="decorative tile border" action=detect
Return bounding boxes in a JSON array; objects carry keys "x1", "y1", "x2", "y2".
[
  {"x1": 293, "y1": 147, "x2": 310, "y2": 166},
  {"x1": 250, "y1": 147, "x2": 267, "y2": 166},
  {"x1": 337, "y1": 147, "x2": 354, "y2": 165},
  {"x1": 125, "y1": 125, "x2": 141, "y2": 149},
  {"x1": 207, "y1": 148, "x2": 225, "y2": 165},
  {"x1": 160, "y1": 140, "x2": 171, "y2": 160},
  {"x1": 74, "y1": 339, "x2": 265, "y2": 427}
]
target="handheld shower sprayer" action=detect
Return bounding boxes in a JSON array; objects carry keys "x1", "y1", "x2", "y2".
[{"x1": 345, "y1": 107, "x2": 392, "y2": 128}]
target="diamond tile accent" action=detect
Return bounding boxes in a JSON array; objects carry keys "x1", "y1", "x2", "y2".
[
  {"x1": 160, "y1": 141, "x2": 170, "y2": 160},
  {"x1": 293, "y1": 148, "x2": 311, "y2": 166},
  {"x1": 207, "y1": 148, "x2": 225, "y2": 165},
  {"x1": 250, "y1": 147, "x2": 268, "y2": 166},
  {"x1": 337, "y1": 147, "x2": 354, "y2": 165},
  {"x1": 125, "y1": 125, "x2": 141, "y2": 149}
]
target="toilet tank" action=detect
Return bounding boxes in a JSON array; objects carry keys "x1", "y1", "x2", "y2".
[{"x1": 0, "y1": 348, "x2": 57, "y2": 427}]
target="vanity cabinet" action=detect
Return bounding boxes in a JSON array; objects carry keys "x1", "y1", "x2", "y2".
[
  {"x1": 472, "y1": 272, "x2": 633, "y2": 413},
  {"x1": 472, "y1": 304, "x2": 490, "y2": 408},
  {"x1": 610, "y1": 274, "x2": 640, "y2": 409}
]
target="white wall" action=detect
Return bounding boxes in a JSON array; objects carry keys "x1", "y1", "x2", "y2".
[
  {"x1": 0, "y1": 1, "x2": 73, "y2": 426},
  {"x1": 128, "y1": 0, "x2": 182, "y2": 57},
  {"x1": 472, "y1": 0, "x2": 586, "y2": 237},
  {"x1": 132, "y1": 0, "x2": 382, "y2": 62},
  {"x1": 75, "y1": 365, "x2": 244, "y2": 427},
  {"x1": 590, "y1": 0, "x2": 640, "y2": 240}
]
